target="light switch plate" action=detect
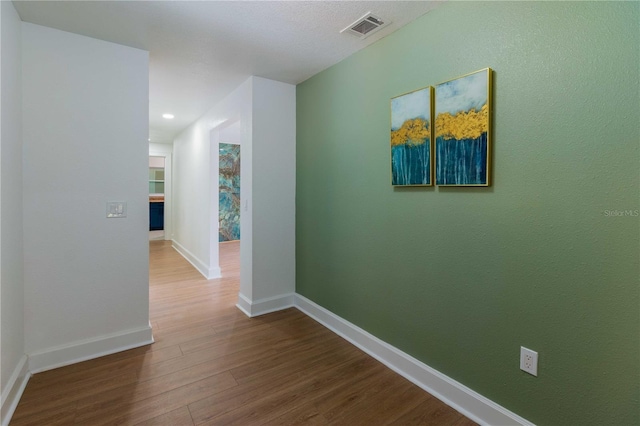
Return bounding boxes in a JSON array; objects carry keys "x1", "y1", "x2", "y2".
[{"x1": 107, "y1": 201, "x2": 127, "y2": 218}]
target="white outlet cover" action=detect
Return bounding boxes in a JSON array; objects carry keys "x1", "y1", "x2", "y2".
[
  {"x1": 520, "y1": 346, "x2": 538, "y2": 376},
  {"x1": 107, "y1": 201, "x2": 127, "y2": 218}
]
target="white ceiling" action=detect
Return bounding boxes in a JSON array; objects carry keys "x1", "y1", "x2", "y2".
[{"x1": 13, "y1": 0, "x2": 440, "y2": 144}]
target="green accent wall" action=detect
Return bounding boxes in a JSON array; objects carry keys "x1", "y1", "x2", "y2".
[{"x1": 296, "y1": 2, "x2": 639, "y2": 425}]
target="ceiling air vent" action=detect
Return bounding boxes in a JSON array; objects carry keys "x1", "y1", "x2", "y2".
[{"x1": 341, "y1": 12, "x2": 390, "y2": 39}]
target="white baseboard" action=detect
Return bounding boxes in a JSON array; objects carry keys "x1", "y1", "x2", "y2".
[
  {"x1": 28, "y1": 325, "x2": 154, "y2": 374},
  {"x1": 236, "y1": 292, "x2": 295, "y2": 317},
  {"x1": 207, "y1": 266, "x2": 222, "y2": 279},
  {"x1": 1, "y1": 355, "x2": 30, "y2": 426},
  {"x1": 172, "y1": 239, "x2": 222, "y2": 279},
  {"x1": 294, "y1": 294, "x2": 534, "y2": 426}
]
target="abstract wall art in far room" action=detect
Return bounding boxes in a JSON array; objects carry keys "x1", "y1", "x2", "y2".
[{"x1": 219, "y1": 143, "x2": 241, "y2": 241}]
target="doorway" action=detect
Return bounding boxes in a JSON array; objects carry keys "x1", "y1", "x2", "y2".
[
  {"x1": 149, "y1": 156, "x2": 165, "y2": 240},
  {"x1": 207, "y1": 119, "x2": 242, "y2": 280},
  {"x1": 148, "y1": 144, "x2": 173, "y2": 242}
]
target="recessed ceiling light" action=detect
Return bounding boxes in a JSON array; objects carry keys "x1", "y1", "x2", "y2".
[{"x1": 162, "y1": 113, "x2": 174, "y2": 119}]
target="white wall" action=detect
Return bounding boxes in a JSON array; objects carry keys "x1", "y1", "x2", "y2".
[
  {"x1": 219, "y1": 121, "x2": 241, "y2": 145},
  {"x1": 21, "y1": 23, "x2": 152, "y2": 372},
  {"x1": 0, "y1": 2, "x2": 27, "y2": 423},
  {"x1": 250, "y1": 79, "x2": 296, "y2": 302},
  {"x1": 172, "y1": 76, "x2": 295, "y2": 315},
  {"x1": 173, "y1": 78, "x2": 252, "y2": 280},
  {"x1": 173, "y1": 122, "x2": 219, "y2": 278},
  {"x1": 149, "y1": 143, "x2": 173, "y2": 240}
]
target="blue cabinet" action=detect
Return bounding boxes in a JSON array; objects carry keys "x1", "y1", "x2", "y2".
[{"x1": 150, "y1": 202, "x2": 164, "y2": 230}]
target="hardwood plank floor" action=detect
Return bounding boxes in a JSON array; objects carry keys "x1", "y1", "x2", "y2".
[{"x1": 11, "y1": 240, "x2": 476, "y2": 425}]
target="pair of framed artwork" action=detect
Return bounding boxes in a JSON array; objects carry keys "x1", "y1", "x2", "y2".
[{"x1": 391, "y1": 68, "x2": 492, "y2": 187}]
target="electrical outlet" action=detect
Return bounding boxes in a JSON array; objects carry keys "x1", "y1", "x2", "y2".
[{"x1": 520, "y1": 346, "x2": 538, "y2": 376}]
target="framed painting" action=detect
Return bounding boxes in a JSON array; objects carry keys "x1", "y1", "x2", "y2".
[
  {"x1": 390, "y1": 86, "x2": 433, "y2": 186},
  {"x1": 435, "y1": 68, "x2": 492, "y2": 186}
]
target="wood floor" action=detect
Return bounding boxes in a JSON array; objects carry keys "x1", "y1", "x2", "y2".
[{"x1": 11, "y1": 240, "x2": 476, "y2": 425}]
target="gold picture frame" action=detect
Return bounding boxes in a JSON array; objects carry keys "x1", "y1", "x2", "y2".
[
  {"x1": 435, "y1": 68, "x2": 492, "y2": 186},
  {"x1": 390, "y1": 86, "x2": 434, "y2": 186}
]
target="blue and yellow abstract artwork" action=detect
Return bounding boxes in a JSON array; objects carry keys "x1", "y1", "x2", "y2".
[
  {"x1": 435, "y1": 68, "x2": 492, "y2": 186},
  {"x1": 219, "y1": 143, "x2": 240, "y2": 242},
  {"x1": 391, "y1": 87, "x2": 433, "y2": 186}
]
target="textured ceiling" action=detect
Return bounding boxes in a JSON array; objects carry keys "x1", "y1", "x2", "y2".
[{"x1": 13, "y1": 1, "x2": 441, "y2": 143}]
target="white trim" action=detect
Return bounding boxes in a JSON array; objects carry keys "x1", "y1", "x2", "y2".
[
  {"x1": 236, "y1": 292, "x2": 253, "y2": 317},
  {"x1": 1, "y1": 355, "x2": 30, "y2": 426},
  {"x1": 294, "y1": 294, "x2": 534, "y2": 426},
  {"x1": 28, "y1": 325, "x2": 153, "y2": 374},
  {"x1": 236, "y1": 292, "x2": 295, "y2": 317},
  {"x1": 172, "y1": 239, "x2": 222, "y2": 279},
  {"x1": 207, "y1": 266, "x2": 222, "y2": 280}
]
